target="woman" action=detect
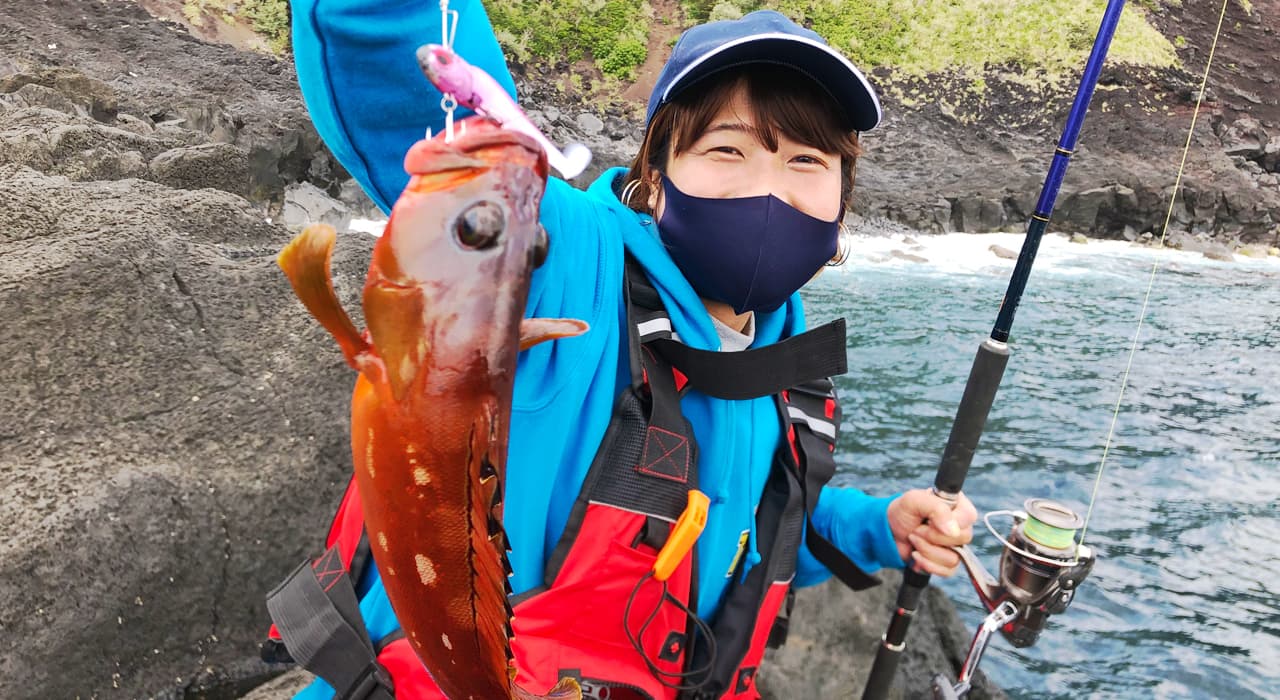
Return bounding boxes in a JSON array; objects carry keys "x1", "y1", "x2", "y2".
[{"x1": 282, "y1": 3, "x2": 977, "y2": 698}]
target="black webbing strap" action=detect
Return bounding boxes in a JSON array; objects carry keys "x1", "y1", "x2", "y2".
[
  {"x1": 624, "y1": 256, "x2": 848, "y2": 400},
  {"x1": 781, "y1": 386, "x2": 880, "y2": 591},
  {"x1": 650, "y1": 319, "x2": 847, "y2": 400},
  {"x1": 265, "y1": 547, "x2": 395, "y2": 700}
]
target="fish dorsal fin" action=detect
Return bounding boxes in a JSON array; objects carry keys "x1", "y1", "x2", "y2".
[
  {"x1": 466, "y1": 420, "x2": 519, "y2": 686},
  {"x1": 277, "y1": 225, "x2": 372, "y2": 369}
]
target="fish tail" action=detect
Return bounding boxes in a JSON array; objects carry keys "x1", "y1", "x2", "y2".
[{"x1": 512, "y1": 677, "x2": 582, "y2": 700}]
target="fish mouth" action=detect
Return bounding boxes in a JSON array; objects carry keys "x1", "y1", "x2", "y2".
[{"x1": 404, "y1": 117, "x2": 546, "y2": 192}]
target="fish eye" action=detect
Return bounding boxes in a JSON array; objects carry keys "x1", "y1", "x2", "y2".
[
  {"x1": 531, "y1": 225, "x2": 549, "y2": 267},
  {"x1": 455, "y1": 201, "x2": 505, "y2": 250}
]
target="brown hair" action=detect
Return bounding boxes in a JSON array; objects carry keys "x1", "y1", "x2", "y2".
[{"x1": 623, "y1": 64, "x2": 863, "y2": 215}]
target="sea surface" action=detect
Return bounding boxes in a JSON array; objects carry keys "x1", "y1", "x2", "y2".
[{"x1": 803, "y1": 232, "x2": 1280, "y2": 700}]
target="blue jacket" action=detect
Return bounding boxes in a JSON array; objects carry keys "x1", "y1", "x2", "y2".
[{"x1": 290, "y1": 1, "x2": 903, "y2": 696}]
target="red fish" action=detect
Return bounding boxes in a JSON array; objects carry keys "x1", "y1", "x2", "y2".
[{"x1": 277, "y1": 118, "x2": 586, "y2": 700}]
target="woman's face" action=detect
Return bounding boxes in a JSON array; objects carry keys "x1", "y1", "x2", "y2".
[{"x1": 652, "y1": 84, "x2": 844, "y2": 224}]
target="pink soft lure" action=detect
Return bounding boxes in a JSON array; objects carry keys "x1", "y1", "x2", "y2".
[{"x1": 418, "y1": 43, "x2": 593, "y2": 180}]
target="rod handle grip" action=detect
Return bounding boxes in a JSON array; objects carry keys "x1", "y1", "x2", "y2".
[{"x1": 935, "y1": 338, "x2": 1010, "y2": 496}]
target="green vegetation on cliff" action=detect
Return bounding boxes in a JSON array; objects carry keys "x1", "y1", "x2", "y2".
[
  {"x1": 224, "y1": 0, "x2": 1187, "y2": 93},
  {"x1": 485, "y1": 0, "x2": 1181, "y2": 93},
  {"x1": 686, "y1": 0, "x2": 1178, "y2": 85},
  {"x1": 487, "y1": 0, "x2": 650, "y2": 80}
]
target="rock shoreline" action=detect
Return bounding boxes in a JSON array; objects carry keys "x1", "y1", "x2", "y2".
[{"x1": 3, "y1": 1, "x2": 1276, "y2": 699}]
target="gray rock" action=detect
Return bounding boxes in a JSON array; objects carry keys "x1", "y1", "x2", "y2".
[
  {"x1": 950, "y1": 196, "x2": 1005, "y2": 232},
  {"x1": 989, "y1": 244, "x2": 1018, "y2": 259},
  {"x1": 932, "y1": 198, "x2": 954, "y2": 233},
  {"x1": 338, "y1": 177, "x2": 383, "y2": 220},
  {"x1": 149, "y1": 142, "x2": 253, "y2": 196},
  {"x1": 1202, "y1": 243, "x2": 1236, "y2": 261},
  {"x1": 760, "y1": 574, "x2": 1006, "y2": 699},
  {"x1": 0, "y1": 164, "x2": 366, "y2": 700},
  {"x1": 1059, "y1": 186, "x2": 1112, "y2": 233},
  {"x1": 1263, "y1": 137, "x2": 1280, "y2": 173},
  {"x1": 0, "y1": 66, "x2": 119, "y2": 121},
  {"x1": 576, "y1": 111, "x2": 606, "y2": 136},
  {"x1": 1220, "y1": 116, "x2": 1268, "y2": 159},
  {"x1": 280, "y1": 181, "x2": 353, "y2": 232},
  {"x1": 890, "y1": 249, "x2": 930, "y2": 263},
  {"x1": 241, "y1": 669, "x2": 315, "y2": 700},
  {"x1": 114, "y1": 112, "x2": 157, "y2": 136},
  {"x1": 0, "y1": 82, "x2": 82, "y2": 115}
]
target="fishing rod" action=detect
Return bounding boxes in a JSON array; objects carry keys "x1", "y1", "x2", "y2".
[{"x1": 860, "y1": 1, "x2": 1128, "y2": 698}]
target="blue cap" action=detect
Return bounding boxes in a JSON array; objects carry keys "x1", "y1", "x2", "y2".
[{"x1": 645, "y1": 10, "x2": 882, "y2": 131}]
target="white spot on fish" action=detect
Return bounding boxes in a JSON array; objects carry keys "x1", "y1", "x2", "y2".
[
  {"x1": 386, "y1": 566, "x2": 395, "y2": 576},
  {"x1": 441, "y1": 633, "x2": 452, "y2": 650},
  {"x1": 416, "y1": 554, "x2": 437, "y2": 586},
  {"x1": 413, "y1": 467, "x2": 431, "y2": 485},
  {"x1": 400, "y1": 356, "x2": 414, "y2": 388},
  {"x1": 365, "y1": 428, "x2": 375, "y2": 478},
  {"x1": 378, "y1": 532, "x2": 389, "y2": 551},
  {"x1": 406, "y1": 444, "x2": 417, "y2": 454}
]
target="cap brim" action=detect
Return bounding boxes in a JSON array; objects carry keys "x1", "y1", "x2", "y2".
[{"x1": 658, "y1": 33, "x2": 882, "y2": 131}]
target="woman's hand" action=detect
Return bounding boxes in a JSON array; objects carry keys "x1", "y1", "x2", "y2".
[{"x1": 886, "y1": 489, "x2": 978, "y2": 576}]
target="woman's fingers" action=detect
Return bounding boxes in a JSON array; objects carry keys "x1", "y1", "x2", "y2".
[{"x1": 907, "y1": 532, "x2": 960, "y2": 577}]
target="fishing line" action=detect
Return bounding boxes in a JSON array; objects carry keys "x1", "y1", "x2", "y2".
[{"x1": 1079, "y1": 0, "x2": 1232, "y2": 547}]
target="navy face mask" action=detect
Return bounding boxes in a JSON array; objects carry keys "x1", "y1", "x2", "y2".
[{"x1": 656, "y1": 175, "x2": 840, "y2": 314}]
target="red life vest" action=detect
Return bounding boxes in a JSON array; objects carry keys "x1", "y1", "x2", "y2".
[{"x1": 263, "y1": 259, "x2": 878, "y2": 700}]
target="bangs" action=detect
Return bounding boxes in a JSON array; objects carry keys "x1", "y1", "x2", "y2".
[{"x1": 667, "y1": 65, "x2": 858, "y2": 160}]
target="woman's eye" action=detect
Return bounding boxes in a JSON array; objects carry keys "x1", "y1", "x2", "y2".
[
  {"x1": 709, "y1": 146, "x2": 743, "y2": 156},
  {"x1": 792, "y1": 154, "x2": 828, "y2": 167}
]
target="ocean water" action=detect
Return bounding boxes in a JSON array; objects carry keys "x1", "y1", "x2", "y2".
[{"x1": 803, "y1": 232, "x2": 1280, "y2": 699}]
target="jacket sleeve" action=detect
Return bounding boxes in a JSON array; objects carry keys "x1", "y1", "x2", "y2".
[
  {"x1": 794, "y1": 486, "x2": 904, "y2": 588},
  {"x1": 291, "y1": 0, "x2": 518, "y2": 213}
]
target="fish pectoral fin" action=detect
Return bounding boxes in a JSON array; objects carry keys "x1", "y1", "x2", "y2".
[
  {"x1": 363, "y1": 282, "x2": 428, "y2": 402},
  {"x1": 511, "y1": 675, "x2": 582, "y2": 700},
  {"x1": 277, "y1": 224, "x2": 371, "y2": 368},
  {"x1": 518, "y1": 318, "x2": 589, "y2": 351}
]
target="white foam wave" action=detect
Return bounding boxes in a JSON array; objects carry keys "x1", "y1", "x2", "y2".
[
  {"x1": 836, "y1": 231, "x2": 1280, "y2": 278},
  {"x1": 347, "y1": 218, "x2": 1280, "y2": 276},
  {"x1": 348, "y1": 217, "x2": 388, "y2": 237}
]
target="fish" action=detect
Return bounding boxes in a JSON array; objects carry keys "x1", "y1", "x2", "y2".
[
  {"x1": 418, "y1": 43, "x2": 593, "y2": 180},
  {"x1": 277, "y1": 117, "x2": 587, "y2": 700}
]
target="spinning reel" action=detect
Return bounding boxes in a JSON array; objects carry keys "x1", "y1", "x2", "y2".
[{"x1": 933, "y1": 498, "x2": 1096, "y2": 700}]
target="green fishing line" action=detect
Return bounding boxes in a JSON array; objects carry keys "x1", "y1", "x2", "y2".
[{"x1": 1022, "y1": 513, "x2": 1077, "y2": 549}]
